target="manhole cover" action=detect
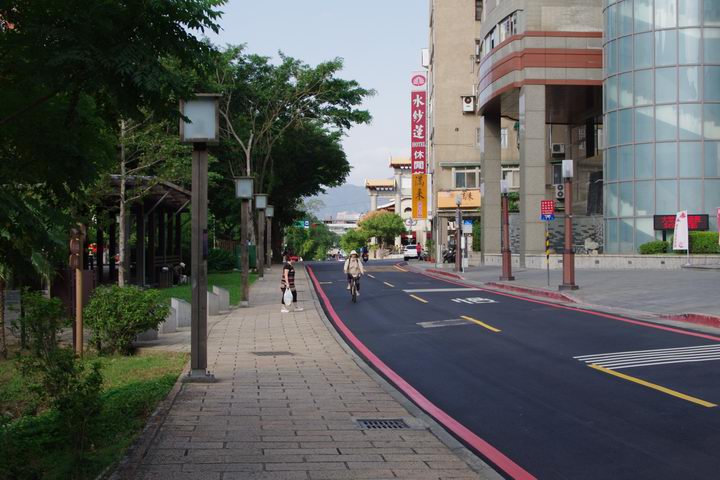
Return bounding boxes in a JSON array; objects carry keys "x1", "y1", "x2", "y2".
[
  {"x1": 356, "y1": 419, "x2": 409, "y2": 429},
  {"x1": 252, "y1": 351, "x2": 294, "y2": 356}
]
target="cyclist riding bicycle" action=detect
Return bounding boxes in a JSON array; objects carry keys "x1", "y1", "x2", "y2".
[{"x1": 343, "y1": 250, "x2": 365, "y2": 296}]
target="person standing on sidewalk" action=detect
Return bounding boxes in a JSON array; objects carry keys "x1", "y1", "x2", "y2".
[{"x1": 281, "y1": 257, "x2": 303, "y2": 313}]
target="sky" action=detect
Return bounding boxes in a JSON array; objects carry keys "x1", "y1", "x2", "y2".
[{"x1": 206, "y1": 0, "x2": 429, "y2": 186}]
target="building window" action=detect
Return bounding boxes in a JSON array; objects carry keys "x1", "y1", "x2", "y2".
[
  {"x1": 498, "y1": 11, "x2": 518, "y2": 43},
  {"x1": 500, "y1": 128, "x2": 508, "y2": 148},
  {"x1": 476, "y1": 127, "x2": 482, "y2": 147},
  {"x1": 475, "y1": 0, "x2": 483, "y2": 21},
  {"x1": 551, "y1": 163, "x2": 563, "y2": 185},
  {"x1": 502, "y1": 166, "x2": 520, "y2": 189},
  {"x1": 454, "y1": 168, "x2": 479, "y2": 189}
]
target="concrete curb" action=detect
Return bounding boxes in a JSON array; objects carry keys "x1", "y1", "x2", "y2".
[
  {"x1": 427, "y1": 268, "x2": 465, "y2": 280},
  {"x1": 661, "y1": 312, "x2": 720, "y2": 329},
  {"x1": 484, "y1": 282, "x2": 577, "y2": 303},
  {"x1": 301, "y1": 264, "x2": 502, "y2": 480}
]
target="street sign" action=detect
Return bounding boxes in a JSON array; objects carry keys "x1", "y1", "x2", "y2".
[
  {"x1": 540, "y1": 200, "x2": 555, "y2": 215},
  {"x1": 462, "y1": 219, "x2": 473, "y2": 234},
  {"x1": 304, "y1": 220, "x2": 310, "y2": 229},
  {"x1": 540, "y1": 213, "x2": 555, "y2": 221},
  {"x1": 404, "y1": 218, "x2": 417, "y2": 227}
]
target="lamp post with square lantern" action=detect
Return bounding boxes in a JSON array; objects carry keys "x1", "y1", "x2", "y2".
[
  {"x1": 265, "y1": 205, "x2": 274, "y2": 268},
  {"x1": 179, "y1": 93, "x2": 220, "y2": 382},
  {"x1": 500, "y1": 179, "x2": 515, "y2": 281},
  {"x1": 235, "y1": 177, "x2": 254, "y2": 306},
  {"x1": 559, "y1": 159, "x2": 579, "y2": 290},
  {"x1": 254, "y1": 194, "x2": 268, "y2": 280}
]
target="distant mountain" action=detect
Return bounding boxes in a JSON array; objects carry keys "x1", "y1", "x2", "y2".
[{"x1": 306, "y1": 184, "x2": 372, "y2": 220}]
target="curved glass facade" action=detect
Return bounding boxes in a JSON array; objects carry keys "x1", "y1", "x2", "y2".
[{"x1": 603, "y1": 0, "x2": 720, "y2": 253}]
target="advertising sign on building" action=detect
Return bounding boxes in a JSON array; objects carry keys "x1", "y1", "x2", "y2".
[
  {"x1": 672, "y1": 211, "x2": 689, "y2": 251},
  {"x1": 412, "y1": 173, "x2": 427, "y2": 219},
  {"x1": 410, "y1": 72, "x2": 427, "y2": 174}
]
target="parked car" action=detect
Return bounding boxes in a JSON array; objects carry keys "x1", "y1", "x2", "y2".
[{"x1": 403, "y1": 244, "x2": 419, "y2": 261}]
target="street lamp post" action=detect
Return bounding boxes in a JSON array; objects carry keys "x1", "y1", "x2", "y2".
[
  {"x1": 235, "y1": 177, "x2": 254, "y2": 306},
  {"x1": 265, "y1": 205, "x2": 274, "y2": 268},
  {"x1": 559, "y1": 159, "x2": 579, "y2": 290},
  {"x1": 180, "y1": 93, "x2": 220, "y2": 382},
  {"x1": 455, "y1": 194, "x2": 462, "y2": 273},
  {"x1": 254, "y1": 194, "x2": 268, "y2": 280},
  {"x1": 500, "y1": 179, "x2": 515, "y2": 281}
]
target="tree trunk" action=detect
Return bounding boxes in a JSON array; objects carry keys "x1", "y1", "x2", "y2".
[
  {"x1": 0, "y1": 279, "x2": 6, "y2": 359},
  {"x1": 118, "y1": 120, "x2": 128, "y2": 287}
]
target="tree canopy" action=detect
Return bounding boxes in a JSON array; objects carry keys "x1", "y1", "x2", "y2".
[{"x1": 358, "y1": 212, "x2": 406, "y2": 248}]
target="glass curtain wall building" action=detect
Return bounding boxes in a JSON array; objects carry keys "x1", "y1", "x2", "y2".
[{"x1": 603, "y1": 0, "x2": 720, "y2": 253}]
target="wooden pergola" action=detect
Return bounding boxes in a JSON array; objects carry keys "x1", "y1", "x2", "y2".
[{"x1": 98, "y1": 175, "x2": 191, "y2": 287}]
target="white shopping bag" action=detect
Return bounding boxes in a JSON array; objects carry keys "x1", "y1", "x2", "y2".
[{"x1": 283, "y1": 288, "x2": 293, "y2": 306}]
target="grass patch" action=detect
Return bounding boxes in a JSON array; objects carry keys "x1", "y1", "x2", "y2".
[
  {"x1": 154, "y1": 271, "x2": 257, "y2": 306},
  {"x1": 0, "y1": 351, "x2": 188, "y2": 479}
]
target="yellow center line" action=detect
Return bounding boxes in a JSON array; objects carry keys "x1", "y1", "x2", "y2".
[
  {"x1": 460, "y1": 315, "x2": 501, "y2": 333},
  {"x1": 383, "y1": 281, "x2": 395, "y2": 288},
  {"x1": 589, "y1": 364, "x2": 717, "y2": 408},
  {"x1": 394, "y1": 265, "x2": 408, "y2": 272},
  {"x1": 409, "y1": 294, "x2": 428, "y2": 304}
]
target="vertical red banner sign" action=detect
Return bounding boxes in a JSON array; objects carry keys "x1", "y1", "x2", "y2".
[{"x1": 410, "y1": 72, "x2": 427, "y2": 174}]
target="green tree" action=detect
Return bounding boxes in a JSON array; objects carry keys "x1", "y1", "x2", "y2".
[
  {"x1": 358, "y1": 212, "x2": 405, "y2": 249},
  {"x1": 340, "y1": 229, "x2": 369, "y2": 254}
]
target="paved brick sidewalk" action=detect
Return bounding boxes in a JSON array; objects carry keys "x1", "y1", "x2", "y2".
[{"x1": 117, "y1": 265, "x2": 496, "y2": 480}]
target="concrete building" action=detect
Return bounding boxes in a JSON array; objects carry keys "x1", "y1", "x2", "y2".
[
  {"x1": 603, "y1": 0, "x2": 720, "y2": 252},
  {"x1": 427, "y1": 0, "x2": 483, "y2": 261},
  {"x1": 473, "y1": 0, "x2": 605, "y2": 265},
  {"x1": 365, "y1": 157, "x2": 429, "y2": 247}
]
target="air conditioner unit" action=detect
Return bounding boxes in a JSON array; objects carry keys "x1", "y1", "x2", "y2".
[
  {"x1": 555, "y1": 183, "x2": 565, "y2": 200},
  {"x1": 551, "y1": 143, "x2": 565, "y2": 155},
  {"x1": 462, "y1": 95, "x2": 476, "y2": 113}
]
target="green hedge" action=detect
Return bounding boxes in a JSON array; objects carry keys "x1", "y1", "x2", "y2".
[
  {"x1": 689, "y1": 231, "x2": 720, "y2": 254},
  {"x1": 208, "y1": 248, "x2": 235, "y2": 272},
  {"x1": 638, "y1": 240, "x2": 669, "y2": 254}
]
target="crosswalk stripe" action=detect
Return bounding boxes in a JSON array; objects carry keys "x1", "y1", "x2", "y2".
[
  {"x1": 575, "y1": 343, "x2": 720, "y2": 369},
  {"x1": 574, "y1": 344, "x2": 720, "y2": 360}
]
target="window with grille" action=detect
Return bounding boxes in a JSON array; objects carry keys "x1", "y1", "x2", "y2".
[{"x1": 454, "y1": 168, "x2": 480, "y2": 189}]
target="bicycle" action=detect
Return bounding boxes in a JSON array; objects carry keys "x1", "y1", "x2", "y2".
[{"x1": 349, "y1": 275, "x2": 360, "y2": 303}]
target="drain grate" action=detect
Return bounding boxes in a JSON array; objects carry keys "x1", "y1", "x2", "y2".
[
  {"x1": 356, "y1": 419, "x2": 409, "y2": 430},
  {"x1": 252, "y1": 351, "x2": 294, "y2": 356}
]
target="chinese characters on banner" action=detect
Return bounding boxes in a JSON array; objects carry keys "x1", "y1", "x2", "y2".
[
  {"x1": 672, "y1": 210, "x2": 689, "y2": 251},
  {"x1": 410, "y1": 72, "x2": 427, "y2": 219},
  {"x1": 412, "y1": 174, "x2": 427, "y2": 218}
]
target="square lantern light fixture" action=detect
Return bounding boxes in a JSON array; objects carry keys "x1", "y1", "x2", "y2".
[
  {"x1": 179, "y1": 93, "x2": 221, "y2": 144},
  {"x1": 235, "y1": 176, "x2": 254, "y2": 200},
  {"x1": 500, "y1": 179, "x2": 509, "y2": 194},
  {"x1": 254, "y1": 193, "x2": 268, "y2": 210},
  {"x1": 562, "y1": 159, "x2": 574, "y2": 179},
  {"x1": 265, "y1": 205, "x2": 274, "y2": 218}
]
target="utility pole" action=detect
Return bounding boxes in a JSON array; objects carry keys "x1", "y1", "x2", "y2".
[{"x1": 560, "y1": 159, "x2": 579, "y2": 290}]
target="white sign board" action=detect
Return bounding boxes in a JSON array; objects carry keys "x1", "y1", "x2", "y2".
[{"x1": 672, "y1": 210, "x2": 689, "y2": 250}]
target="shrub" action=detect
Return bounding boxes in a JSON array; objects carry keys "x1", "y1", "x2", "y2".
[
  {"x1": 689, "y1": 231, "x2": 720, "y2": 254},
  {"x1": 208, "y1": 248, "x2": 235, "y2": 272},
  {"x1": 84, "y1": 286, "x2": 169, "y2": 355},
  {"x1": 472, "y1": 220, "x2": 482, "y2": 251},
  {"x1": 13, "y1": 291, "x2": 68, "y2": 358},
  {"x1": 638, "y1": 240, "x2": 670, "y2": 254}
]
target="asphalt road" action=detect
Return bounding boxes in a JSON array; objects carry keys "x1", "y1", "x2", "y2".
[{"x1": 307, "y1": 260, "x2": 720, "y2": 480}]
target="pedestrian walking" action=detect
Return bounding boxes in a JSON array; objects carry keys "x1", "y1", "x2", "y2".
[
  {"x1": 281, "y1": 257, "x2": 303, "y2": 313},
  {"x1": 416, "y1": 243, "x2": 422, "y2": 259}
]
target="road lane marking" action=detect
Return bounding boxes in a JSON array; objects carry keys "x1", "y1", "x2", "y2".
[
  {"x1": 417, "y1": 319, "x2": 471, "y2": 328},
  {"x1": 403, "y1": 288, "x2": 476, "y2": 293},
  {"x1": 409, "y1": 294, "x2": 428, "y2": 304},
  {"x1": 367, "y1": 274, "x2": 376, "y2": 279},
  {"x1": 460, "y1": 315, "x2": 501, "y2": 333},
  {"x1": 575, "y1": 344, "x2": 720, "y2": 369},
  {"x1": 394, "y1": 265, "x2": 408, "y2": 272},
  {"x1": 383, "y1": 282, "x2": 395, "y2": 288},
  {"x1": 452, "y1": 297, "x2": 498, "y2": 304},
  {"x1": 588, "y1": 364, "x2": 717, "y2": 408},
  {"x1": 319, "y1": 281, "x2": 333, "y2": 285}
]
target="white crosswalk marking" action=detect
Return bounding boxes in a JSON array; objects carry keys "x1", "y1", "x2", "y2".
[
  {"x1": 403, "y1": 288, "x2": 476, "y2": 293},
  {"x1": 574, "y1": 344, "x2": 720, "y2": 370}
]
